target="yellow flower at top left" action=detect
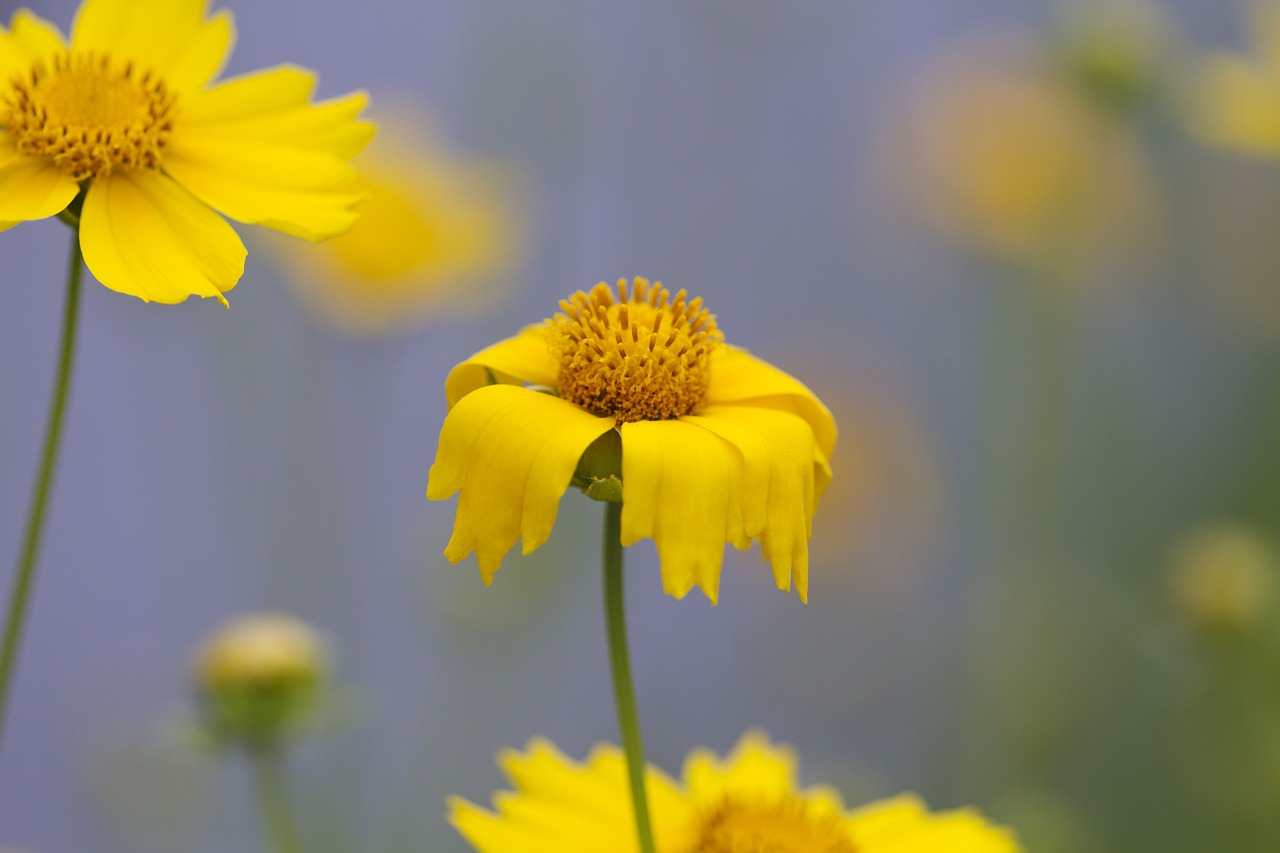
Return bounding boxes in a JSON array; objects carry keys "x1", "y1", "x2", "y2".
[{"x1": 0, "y1": 0, "x2": 374, "y2": 305}]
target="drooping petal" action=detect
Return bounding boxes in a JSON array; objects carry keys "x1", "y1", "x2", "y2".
[
  {"x1": 444, "y1": 325, "x2": 559, "y2": 407},
  {"x1": 79, "y1": 170, "x2": 245, "y2": 305},
  {"x1": 1191, "y1": 54, "x2": 1280, "y2": 153},
  {"x1": 619, "y1": 419, "x2": 746, "y2": 603},
  {"x1": 685, "y1": 405, "x2": 818, "y2": 601},
  {"x1": 708, "y1": 346, "x2": 838, "y2": 463},
  {"x1": 0, "y1": 137, "x2": 79, "y2": 223},
  {"x1": 683, "y1": 730, "x2": 799, "y2": 808},
  {"x1": 0, "y1": 10, "x2": 66, "y2": 103},
  {"x1": 71, "y1": 0, "x2": 233, "y2": 95},
  {"x1": 427, "y1": 385, "x2": 615, "y2": 583}
]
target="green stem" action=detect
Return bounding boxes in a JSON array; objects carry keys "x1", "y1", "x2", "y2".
[
  {"x1": 252, "y1": 747, "x2": 303, "y2": 853},
  {"x1": 0, "y1": 230, "x2": 85, "y2": 751},
  {"x1": 603, "y1": 501, "x2": 656, "y2": 853}
]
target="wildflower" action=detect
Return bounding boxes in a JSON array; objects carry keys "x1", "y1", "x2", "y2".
[
  {"x1": 0, "y1": 0, "x2": 373, "y2": 304},
  {"x1": 449, "y1": 730, "x2": 1021, "y2": 852},
  {"x1": 272, "y1": 113, "x2": 520, "y2": 335},
  {"x1": 427, "y1": 277, "x2": 836, "y2": 603},
  {"x1": 1189, "y1": 0, "x2": 1280, "y2": 156},
  {"x1": 1170, "y1": 522, "x2": 1274, "y2": 635},
  {"x1": 193, "y1": 612, "x2": 326, "y2": 748},
  {"x1": 880, "y1": 36, "x2": 1158, "y2": 272}
]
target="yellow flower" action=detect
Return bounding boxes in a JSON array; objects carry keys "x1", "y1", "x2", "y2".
[
  {"x1": 0, "y1": 0, "x2": 373, "y2": 305},
  {"x1": 426, "y1": 277, "x2": 836, "y2": 603},
  {"x1": 1189, "y1": 0, "x2": 1280, "y2": 155},
  {"x1": 271, "y1": 112, "x2": 521, "y2": 335},
  {"x1": 449, "y1": 730, "x2": 1022, "y2": 853},
  {"x1": 880, "y1": 36, "x2": 1158, "y2": 272},
  {"x1": 1170, "y1": 522, "x2": 1274, "y2": 635}
]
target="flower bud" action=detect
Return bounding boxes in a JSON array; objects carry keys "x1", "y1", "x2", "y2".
[
  {"x1": 193, "y1": 613, "x2": 326, "y2": 749},
  {"x1": 1170, "y1": 523, "x2": 1273, "y2": 636}
]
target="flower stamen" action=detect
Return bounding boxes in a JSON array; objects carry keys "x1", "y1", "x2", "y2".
[
  {"x1": 551, "y1": 277, "x2": 721, "y2": 423},
  {"x1": 5, "y1": 51, "x2": 177, "y2": 181},
  {"x1": 692, "y1": 795, "x2": 857, "y2": 853}
]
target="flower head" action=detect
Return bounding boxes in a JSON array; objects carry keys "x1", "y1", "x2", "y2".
[
  {"x1": 1188, "y1": 0, "x2": 1280, "y2": 156},
  {"x1": 271, "y1": 113, "x2": 520, "y2": 335},
  {"x1": 0, "y1": 0, "x2": 374, "y2": 305},
  {"x1": 426, "y1": 277, "x2": 836, "y2": 603},
  {"x1": 449, "y1": 731, "x2": 1021, "y2": 852},
  {"x1": 193, "y1": 612, "x2": 326, "y2": 748}
]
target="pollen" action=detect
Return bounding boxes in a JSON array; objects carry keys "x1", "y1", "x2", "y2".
[
  {"x1": 4, "y1": 51, "x2": 177, "y2": 182},
  {"x1": 551, "y1": 277, "x2": 722, "y2": 423},
  {"x1": 692, "y1": 795, "x2": 858, "y2": 853}
]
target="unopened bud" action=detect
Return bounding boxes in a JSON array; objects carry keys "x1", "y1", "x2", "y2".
[{"x1": 193, "y1": 613, "x2": 326, "y2": 748}]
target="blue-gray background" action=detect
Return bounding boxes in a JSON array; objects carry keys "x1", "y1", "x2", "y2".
[{"x1": 1, "y1": 1, "x2": 1275, "y2": 851}]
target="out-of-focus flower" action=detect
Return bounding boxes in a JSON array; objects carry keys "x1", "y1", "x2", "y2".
[
  {"x1": 1188, "y1": 0, "x2": 1280, "y2": 156},
  {"x1": 0, "y1": 0, "x2": 373, "y2": 305},
  {"x1": 273, "y1": 113, "x2": 521, "y2": 335},
  {"x1": 1170, "y1": 522, "x2": 1274, "y2": 635},
  {"x1": 427, "y1": 277, "x2": 836, "y2": 603},
  {"x1": 193, "y1": 612, "x2": 326, "y2": 748},
  {"x1": 449, "y1": 730, "x2": 1022, "y2": 852},
  {"x1": 879, "y1": 35, "x2": 1160, "y2": 276}
]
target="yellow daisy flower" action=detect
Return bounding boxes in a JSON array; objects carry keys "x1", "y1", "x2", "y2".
[
  {"x1": 0, "y1": 0, "x2": 373, "y2": 305},
  {"x1": 426, "y1": 277, "x2": 836, "y2": 604},
  {"x1": 271, "y1": 112, "x2": 521, "y2": 336},
  {"x1": 1189, "y1": 0, "x2": 1280, "y2": 155},
  {"x1": 449, "y1": 730, "x2": 1022, "y2": 853}
]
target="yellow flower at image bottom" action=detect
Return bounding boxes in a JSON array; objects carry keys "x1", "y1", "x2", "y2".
[
  {"x1": 450, "y1": 731, "x2": 1021, "y2": 853},
  {"x1": 426, "y1": 277, "x2": 837, "y2": 603},
  {"x1": 0, "y1": 0, "x2": 374, "y2": 304}
]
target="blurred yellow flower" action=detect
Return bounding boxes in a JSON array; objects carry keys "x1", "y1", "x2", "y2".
[
  {"x1": 1170, "y1": 522, "x2": 1274, "y2": 635},
  {"x1": 880, "y1": 36, "x2": 1158, "y2": 273},
  {"x1": 450, "y1": 730, "x2": 1021, "y2": 853},
  {"x1": 273, "y1": 115, "x2": 521, "y2": 335},
  {"x1": 1189, "y1": 0, "x2": 1280, "y2": 155},
  {"x1": 427, "y1": 277, "x2": 836, "y2": 603},
  {"x1": 0, "y1": 0, "x2": 373, "y2": 305}
]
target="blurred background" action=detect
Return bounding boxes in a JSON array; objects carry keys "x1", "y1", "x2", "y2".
[{"x1": 1, "y1": 0, "x2": 1278, "y2": 850}]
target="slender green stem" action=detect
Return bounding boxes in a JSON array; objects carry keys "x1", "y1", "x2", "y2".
[
  {"x1": 0, "y1": 230, "x2": 85, "y2": 751},
  {"x1": 602, "y1": 501, "x2": 656, "y2": 853},
  {"x1": 252, "y1": 747, "x2": 303, "y2": 853}
]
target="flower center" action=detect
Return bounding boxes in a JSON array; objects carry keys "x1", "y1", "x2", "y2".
[
  {"x1": 690, "y1": 795, "x2": 857, "y2": 853},
  {"x1": 551, "y1": 277, "x2": 720, "y2": 423},
  {"x1": 5, "y1": 51, "x2": 177, "y2": 181}
]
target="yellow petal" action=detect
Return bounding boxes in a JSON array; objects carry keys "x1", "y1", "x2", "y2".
[
  {"x1": 426, "y1": 385, "x2": 614, "y2": 583},
  {"x1": 71, "y1": 0, "x2": 233, "y2": 95},
  {"x1": 164, "y1": 136, "x2": 367, "y2": 241},
  {"x1": 0, "y1": 10, "x2": 65, "y2": 103},
  {"x1": 182, "y1": 67, "x2": 374, "y2": 160},
  {"x1": 683, "y1": 730, "x2": 798, "y2": 808},
  {"x1": 619, "y1": 419, "x2": 746, "y2": 603},
  {"x1": 708, "y1": 346, "x2": 838, "y2": 463},
  {"x1": 444, "y1": 325, "x2": 559, "y2": 407},
  {"x1": 0, "y1": 137, "x2": 79, "y2": 223},
  {"x1": 684, "y1": 405, "x2": 818, "y2": 601},
  {"x1": 79, "y1": 171, "x2": 245, "y2": 305},
  {"x1": 849, "y1": 795, "x2": 1021, "y2": 851},
  {"x1": 1191, "y1": 54, "x2": 1280, "y2": 153}
]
